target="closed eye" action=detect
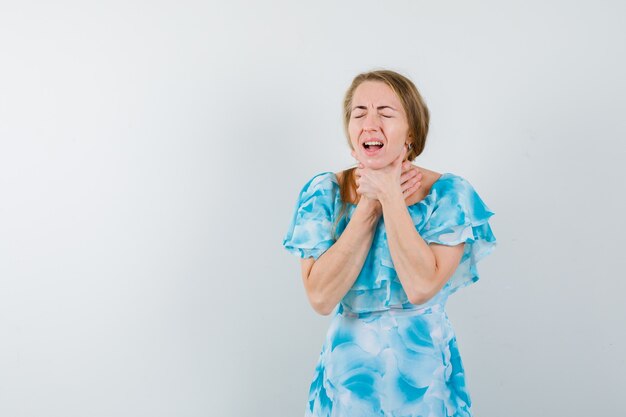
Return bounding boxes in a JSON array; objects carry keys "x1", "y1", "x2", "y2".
[{"x1": 353, "y1": 114, "x2": 393, "y2": 119}]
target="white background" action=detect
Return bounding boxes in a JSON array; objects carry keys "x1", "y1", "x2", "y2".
[{"x1": 1, "y1": 1, "x2": 625, "y2": 416}]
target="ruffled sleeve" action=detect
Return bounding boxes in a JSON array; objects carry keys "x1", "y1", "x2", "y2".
[
  {"x1": 420, "y1": 175, "x2": 497, "y2": 295},
  {"x1": 282, "y1": 172, "x2": 337, "y2": 260}
]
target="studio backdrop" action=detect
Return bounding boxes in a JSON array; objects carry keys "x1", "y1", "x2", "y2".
[{"x1": 1, "y1": 1, "x2": 624, "y2": 416}]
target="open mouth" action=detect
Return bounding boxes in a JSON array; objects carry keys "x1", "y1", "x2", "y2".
[
  {"x1": 363, "y1": 140, "x2": 384, "y2": 154},
  {"x1": 363, "y1": 141, "x2": 384, "y2": 150}
]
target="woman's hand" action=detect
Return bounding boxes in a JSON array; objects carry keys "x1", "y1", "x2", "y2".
[
  {"x1": 352, "y1": 146, "x2": 423, "y2": 204},
  {"x1": 398, "y1": 162, "x2": 423, "y2": 201}
]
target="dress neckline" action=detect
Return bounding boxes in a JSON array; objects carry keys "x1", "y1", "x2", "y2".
[{"x1": 327, "y1": 171, "x2": 451, "y2": 208}]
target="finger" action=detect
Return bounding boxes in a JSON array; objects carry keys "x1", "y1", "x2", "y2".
[
  {"x1": 409, "y1": 179, "x2": 423, "y2": 196},
  {"x1": 400, "y1": 168, "x2": 421, "y2": 185},
  {"x1": 400, "y1": 168, "x2": 416, "y2": 183},
  {"x1": 402, "y1": 177, "x2": 422, "y2": 197},
  {"x1": 401, "y1": 178, "x2": 412, "y2": 194}
]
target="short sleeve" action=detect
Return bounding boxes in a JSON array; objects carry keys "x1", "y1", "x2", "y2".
[
  {"x1": 282, "y1": 172, "x2": 337, "y2": 260},
  {"x1": 420, "y1": 176, "x2": 497, "y2": 295}
]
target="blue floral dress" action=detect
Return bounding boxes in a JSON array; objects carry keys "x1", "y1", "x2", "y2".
[{"x1": 282, "y1": 171, "x2": 497, "y2": 417}]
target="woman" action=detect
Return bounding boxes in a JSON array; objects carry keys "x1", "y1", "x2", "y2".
[{"x1": 282, "y1": 69, "x2": 497, "y2": 417}]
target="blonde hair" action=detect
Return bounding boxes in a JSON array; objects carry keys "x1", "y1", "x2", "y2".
[{"x1": 332, "y1": 69, "x2": 430, "y2": 239}]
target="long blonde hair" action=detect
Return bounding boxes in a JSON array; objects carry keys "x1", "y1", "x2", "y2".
[{"x1": 331, "y1": 69, "x2": 430, "y2": 239}]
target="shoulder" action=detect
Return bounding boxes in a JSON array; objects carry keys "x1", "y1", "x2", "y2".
[
  {"x1": 295, "y1": 172, "x2": 339, "y2": 207},
  {"x1": 432, "y1": 172, "x2": 476, "y2": 196},
  {"x1": 300, "y1": 172, "x2": 338, "y2": 194},
  {"x1": 432, "y1": 173, "x2": 494, "y2": 218}
]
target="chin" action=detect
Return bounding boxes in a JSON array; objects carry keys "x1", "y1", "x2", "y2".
[
  {"x1": 363, "y1": 157, "x2": 393, "y2": 169},
  {"x1": 371, "y1": 149, "x2": 405, "y2": 166}
]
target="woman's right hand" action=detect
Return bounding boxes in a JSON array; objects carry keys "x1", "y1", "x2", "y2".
[{"x1": 355, "y1": 162, "x2": 423, "y2": 207}]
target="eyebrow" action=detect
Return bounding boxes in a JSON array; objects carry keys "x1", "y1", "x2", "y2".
[{"x1": 352, "y1": 105, "x2": 397, "y2": 111}]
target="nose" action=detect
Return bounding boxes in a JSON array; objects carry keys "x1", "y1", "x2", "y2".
[{"x1": 362, "y1": 111, "x2": 381, "y2": 132}]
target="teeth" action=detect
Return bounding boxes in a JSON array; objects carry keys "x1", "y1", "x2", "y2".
[{"x1": 364, "y1": 141, "x2": 383, "y2": 146}]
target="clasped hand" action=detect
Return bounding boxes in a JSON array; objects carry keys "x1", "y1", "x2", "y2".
[{"x1": 351, "y1": 145, "x2": 423, "y2": 208}]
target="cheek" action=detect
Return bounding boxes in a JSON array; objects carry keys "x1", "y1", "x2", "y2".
[
  {"x1": 348, "y1": 124, "x2": 359, "y2": 142},
  {"x1": 388, "y1": 124, "x2": 409, "y2": 141}
]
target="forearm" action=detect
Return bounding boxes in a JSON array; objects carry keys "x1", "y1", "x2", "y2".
[
  {"x1": 307, "y1": 201, "x2": 379, "y2": 314},
  {"x1": 379, "y1": 189, "x2": 437, "y2": 304}
]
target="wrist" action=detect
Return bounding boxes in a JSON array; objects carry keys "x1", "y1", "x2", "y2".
[
  {"x1": 379, "y1": 188, "x2": 404, "y2": 208},
  {"x1": 356, "y1": 196, "x2": 382, "y2": 223}
]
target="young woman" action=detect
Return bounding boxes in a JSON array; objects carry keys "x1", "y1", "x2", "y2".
[{"x1": 283, "y1": 69, "x2": 497, "y2": 417}]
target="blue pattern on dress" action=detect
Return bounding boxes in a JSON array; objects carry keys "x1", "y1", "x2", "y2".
[{"x1": 283, "y1": 171, "x2": 497, "y2": 416}]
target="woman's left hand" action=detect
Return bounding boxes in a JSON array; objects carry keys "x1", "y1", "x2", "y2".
[{"x1": 351, "y1": 145, "x2": 407, "y2": 201}]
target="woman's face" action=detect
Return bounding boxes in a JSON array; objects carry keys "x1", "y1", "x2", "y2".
[{"x1": 348, "y1": 80, "x2": 411, "y2": 169}]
